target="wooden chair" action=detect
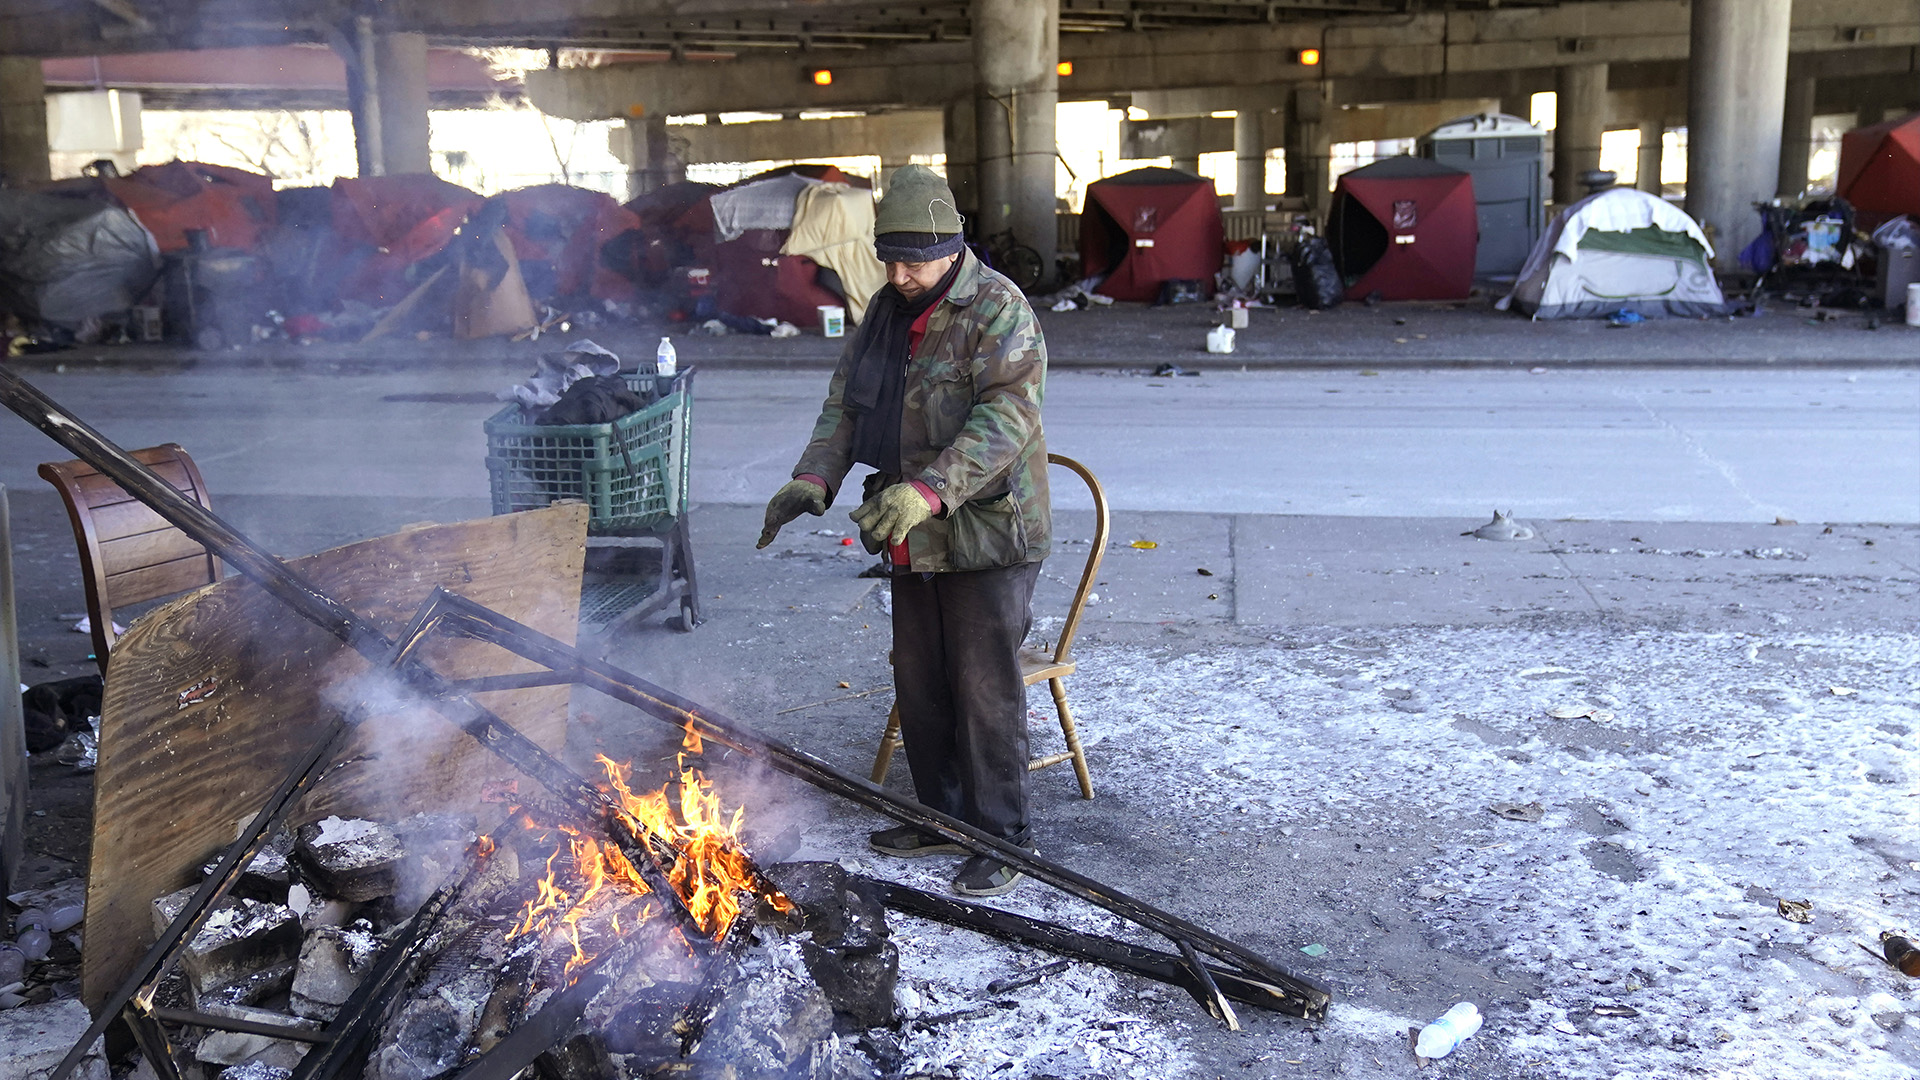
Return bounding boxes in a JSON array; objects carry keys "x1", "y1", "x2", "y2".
[
  {"x1": 870, "y1": 453, "x2": 1111, "y2": 798},
  {"x1": 39, "y1": 444, "x2": 222, "y2": 674}
]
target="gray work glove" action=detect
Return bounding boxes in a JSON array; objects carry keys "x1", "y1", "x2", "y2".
[{"x1": 757, "y1": 478, "x2": 828, "y2": 548}]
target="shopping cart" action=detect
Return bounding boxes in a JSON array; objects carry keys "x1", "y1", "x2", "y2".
[{"x1": 484, "y1": 369, "x2": 701, "y2": 632}]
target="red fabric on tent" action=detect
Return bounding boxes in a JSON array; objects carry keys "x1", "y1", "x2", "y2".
[
  {"x1": 1838, "y1": 113, "x2": 1920, "y2": 225},
  {"x1": 327, "y1": 174, "x2": 482, "y2": 305},
  {"x1": 1328, "y1": 157, "x2": 1476, "y2": 301},
  {"x1": 495, "y1": 184, "x2": 644, "y2": 303},
  {"x1": 706, "y1": 228, "x2": 841, "y2": 327},
  {"x1": 103, "y1": 161, "x2": 277, "y2": 252},
  {"x1": 1079, "y1": 168, "x2": 1224, "y2": 302}
]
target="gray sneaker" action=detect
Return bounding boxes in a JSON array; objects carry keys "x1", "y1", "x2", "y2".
[
  {"x1": 869, "y1": 825, "x2": 966, "y2": 858},
  {"x1": 952, "y1": 853, "x2": 1030, "y2": 897}
]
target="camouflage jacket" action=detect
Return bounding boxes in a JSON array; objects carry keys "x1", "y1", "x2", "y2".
[{"x1": 793, "y1": 249, "x2": 1051, "y2": 573}]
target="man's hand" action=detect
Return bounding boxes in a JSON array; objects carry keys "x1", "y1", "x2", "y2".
[
  {"x1": 757, "y1": 478, "x2": 828, "y2": 548},
  {"x1": 850, "y1": 483, "x2": 936, "y2": 549}
]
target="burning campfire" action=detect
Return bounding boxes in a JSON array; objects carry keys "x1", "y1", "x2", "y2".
[{"x1": 0, "y1": 369, "x2": 1331, "y2": 1080}]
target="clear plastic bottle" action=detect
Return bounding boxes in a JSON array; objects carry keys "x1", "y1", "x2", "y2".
[
  {"x1": 655, "y1": 336, "x2": 678, "y2": 377},
  {"x1": 17, "y1": 926, "x2": 51, "y2": 962},
  {"x1": 1415, "y1": 1001, "x2": 1482, "y2": 1059}
]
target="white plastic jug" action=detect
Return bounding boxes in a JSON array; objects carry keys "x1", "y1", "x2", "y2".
[
  {"x1": 1907, "y1": 282, "x2": 1920, "y2": 327},
  {"x1": 1206, "y1": 325, "x2": 1236, "y2": 354}
]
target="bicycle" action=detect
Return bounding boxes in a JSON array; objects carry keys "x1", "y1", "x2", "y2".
[{"x1": 969, "y1": 228, "x2": 1046, "y2": 292}]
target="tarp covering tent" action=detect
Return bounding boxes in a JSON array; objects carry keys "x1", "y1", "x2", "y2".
[
  {"x1": 102, "y1": 161, "x2": 277, "y2": 253},
  {"x1": 781, "y1": 181, "x2": 883, "y2": 322},
  {"x1": 492, "y1": 184, "x2": 643, "y2": 304},
  {"x1": 1497, "y1": 185, "x2": 1725, "y2": 319},
  {"x1": 1326, "y1": 156, "x2": 1477, "y2": 300},
  {"x1": 690, "y1": 166, "x2": 870, "y2": 327},
  {"x1": 0, "y1": 191, "x2": 159, "y2": 328},
  {"x1": 1838, "y1": 112, "x2": 1920, "y2": 227},
  {"x1": 1080, "y1": 168, "x2": 1224, "y2": 302},
  {"x1": 327, "y1": 174, "x2": 482, "y2": 305}
]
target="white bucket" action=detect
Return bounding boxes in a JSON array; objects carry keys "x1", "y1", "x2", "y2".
[
  {"x1": 1907, "y1": 282, "x2": 1920, "y2": 327},
  {"x1": 819, "y1": 305, "x2": 847, "y2": 337}
]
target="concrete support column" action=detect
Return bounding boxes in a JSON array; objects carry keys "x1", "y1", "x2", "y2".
[
  {"x1": 1170, "y1": 154, "x2": 1200, "y2": 176},
  {"x1": 1686, "y1": 0, "x2": 1792, "y2": 270},
  {"x1": 942, "y1": 97, "x2": 978, "y2": 218},
  {"x1": 1553, "y1": 63, "x2": 1607, "y2": 205},
  {"x1": 0, "y1": 57, "x2": 51, "y2": 186},
  {"x1": 1856, "y1": 105, "x2": 1885, "y2": 128},
  {"x1": 624, "y1": 115, "x2": 681, "y2": 200},
  {"x1": 1233, "y1": 110, "x2": 1266, "y2": 211},
  {"x1": 374, "y1": 31, "x2": 431, "y2": 174},
  {"x1": 1636, "y1": 120, "x2": 1665, "y2": 195},
  {"x1": 1284, "y1": 82, "x2": 1332, "y2": 217},
  {"x1": 1776, "y1": 75, "x2": 1816, "y2": 199},
  {"x1": 973, "y1": 0, "x2": 1058, "y2": 284}
]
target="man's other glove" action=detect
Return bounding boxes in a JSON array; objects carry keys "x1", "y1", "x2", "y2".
[
  {"x1": 850, "y1": 483, "x2": 936, "y2": 549},
  {"x1": 757, "y1": 478, "x2": 828, "y2": 548}
]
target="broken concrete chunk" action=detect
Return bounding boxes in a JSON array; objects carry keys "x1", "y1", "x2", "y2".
[
  {"x1": 220, "y1": 1063, "x2": 293, "y2": 1080},
  {"x1": 181, "y1": 899, "x2": 301, "y2": 1003},
  {"x1": 0, "y1": 999, "x2": 109, "y2": 1080},
  {"x1": 297, "y1": 818, "x2": 404, "y2": 903},
  {"x1": 290, "y1": 924, "x2": 381, "y2": 1020}
]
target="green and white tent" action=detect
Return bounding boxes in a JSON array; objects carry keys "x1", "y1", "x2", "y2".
[{"x1": 1497, "y1": 186, "x2": 1725, "y2": 319}]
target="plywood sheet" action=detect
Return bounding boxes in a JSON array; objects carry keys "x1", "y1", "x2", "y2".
[{"x1": 83, "y1": 504, "x2": 588, "y2": 1007}]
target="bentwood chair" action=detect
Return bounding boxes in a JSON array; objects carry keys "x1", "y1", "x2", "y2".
[
  {"x1": 870, "y1": 453, "x2": 1111, "y2": 799},
  {"x1": 39, "y1": 444, "x2": 222, "y2": 674}
]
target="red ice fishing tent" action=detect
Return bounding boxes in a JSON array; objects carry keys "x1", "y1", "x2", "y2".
[
  {"x1": 328, "y1": 174, "x2": 483, "y2": 305},
  {"x1": 1838, "y1": 112, "x2": 1920, "y2": 228},
  {"x1": 1079, "y1": 168, "x2": 1224, "y2": 302},
  {"x1": 1326, "y1": 156, "x2": 1477, "y2": 301},
  {"x1": 493, "y1": 184, "x2": 644, "y2": 304}
]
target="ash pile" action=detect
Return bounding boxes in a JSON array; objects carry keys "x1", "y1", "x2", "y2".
[{"x1": 142, "y1": 764, "x2": 907, "y2": 1080}]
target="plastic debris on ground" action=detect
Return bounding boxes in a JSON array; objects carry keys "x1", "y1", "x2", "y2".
[
  {"x1": 1467, "y1": 510, "x2": 1535, "y2": 541},
  {"x1": 1607, "y1": 309, "x2": 1645, "y2": 327}
]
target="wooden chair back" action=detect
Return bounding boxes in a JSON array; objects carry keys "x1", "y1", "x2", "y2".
[
  {"x1": 38, "y1": 444, "x2": 221, "y2": 673},
  {"x1": 1043, "y1": 453, "x2": 1109, "y2": 667}
]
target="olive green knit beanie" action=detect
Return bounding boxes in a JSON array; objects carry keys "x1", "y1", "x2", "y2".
[{"x1": 874, "y1": 164, "x2": 965, "y2": 261}]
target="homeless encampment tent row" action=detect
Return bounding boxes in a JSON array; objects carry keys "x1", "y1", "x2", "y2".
[
  {"x1": 1326, "y1": 156, "x2": 1478, "y2": 302},
  {"x1": 1497, "y1": 185, "x2": 1726, "y2": 319},
  {"x1": 1838, "y1": 112, "x2": 1920, "y2": 231},
  {"x1": 0, "y1": 160, "x2": 884, "y2": 346}
]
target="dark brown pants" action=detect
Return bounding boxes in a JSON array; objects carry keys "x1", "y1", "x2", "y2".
[{"x1": 890, "y1": 561, "x2": 1042, "y2": 846}]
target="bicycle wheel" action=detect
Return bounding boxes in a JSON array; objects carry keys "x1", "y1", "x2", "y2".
[{"x1": 1000, "y1": 244, "x2": 1045, "y2": 291}]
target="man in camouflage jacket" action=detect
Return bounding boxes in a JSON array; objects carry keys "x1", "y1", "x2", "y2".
[{"x1": 757, "y1": 165, "x2": 1050, "y2": 897}]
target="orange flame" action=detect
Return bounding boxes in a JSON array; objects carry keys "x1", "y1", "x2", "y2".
[{"x1": 682, "y1": 716, "x2": 704, "y2": 755}]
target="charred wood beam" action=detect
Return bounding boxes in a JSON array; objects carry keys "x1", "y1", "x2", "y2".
[
  {"x1": 402, "y1": 589, "x2": 1333, "y2": 1020},
  {"x1": 445, "y1": 972, "x2": 613, "y2": 1080},
  {"x1": 1179, "y1": 937, "x2": 1242, "y2": 1031},
  {"x1": 673, "y1": 897, "x2": 758, "y2": 1056},
  {"x1": 0, "y1": 369, "x2": 710, "y2": 956},
  {"x1": 866, "y1": 878, "x2": 1317, "y2": 1020},
  {"x1": 447, "y1": 670, "x2": 582, "y2": 694}
]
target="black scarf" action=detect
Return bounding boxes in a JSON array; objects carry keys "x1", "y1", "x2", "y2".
[{"x1": 844, "y1": 256, "x2": 963, "y2": 472}]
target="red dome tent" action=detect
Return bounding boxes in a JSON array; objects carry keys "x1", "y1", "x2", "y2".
[
  {"x1": 1326, "y1": 156, "x2": 1477, "y2": 301},
  {"x1": 1079, "y1": 168, "x2": 1224, "y2": 302},
  {"x1": 1837, "y1": 112, "x2": 1920, "y2": 228}
]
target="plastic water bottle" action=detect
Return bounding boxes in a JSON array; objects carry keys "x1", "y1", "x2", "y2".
[
  {"x1": 1415, "y1": 1002, "x2": 1482, "y2": 1059},
  {"x1": 655, "y1": 336, "x2": 678, "y2": 377}
]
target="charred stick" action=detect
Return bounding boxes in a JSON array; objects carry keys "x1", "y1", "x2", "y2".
[
  {"x1": 674, "y1": 896, "x2": 758, "y2": 1056},
  {"x1": 987, "y1": 959, "x2": 1071, "y2": 996},
  {"x1": 866, "y1": 878, "x2": 1316, "y2": 1019},
  {"x1": 1179, "y1": 938, "x2": 1242, "y2": 1031},
  {"x1": 410, "y1": 590, "x2": 1332, "y2": 1019},
  {"x1": 146, "y1": 1008, "x2": 330, "y2": 1045},
  {"x1": 123, "y1": 1009, "x2": 187, "y2": 1080},
  {"x1": 446, "y1": 972, "x2": 612, "y2": 1080}
]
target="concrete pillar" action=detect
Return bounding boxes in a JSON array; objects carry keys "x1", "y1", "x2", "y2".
[
  {"x1": 973, "y1": 0, "x2": 1058, "y2": 284},
  {"x1": 1636, "y1": 120, "x2": 1665, "y2": 195},
  {"x1": 374, "y1": 32, "x2": 430, "y2": 175},
  {"x1": 1233, "y1": 110, "x2": 1266, "y2": 211},
  {"x1": 0, "y1": 57, "x2": 50, "y2": 186},
  {"x1": 1170, "y1": 154, "x2": 1200, "y2": 175},
  {"x1": 1553, "y1": 63, "x2": 1607, "y2": 205},
  {"x1": 942, "y1": 97, "x2": 977, "y2": 218},
  {"x1": 1776, "y1": 75, "x2": 1815, "y2": 199},
  {"x1": 1686, "y1": 0, "x2": 1792, "y2": 271},
  {"x1": 624, "y1": 115, "x2": 680, "y2": 200},
  {"x1": 1284, "y1": 83, "x2": 1332, "y2": 217},
  {"x1": 1856, "y1": 104, "x2": 1885, "y2": 129}
]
